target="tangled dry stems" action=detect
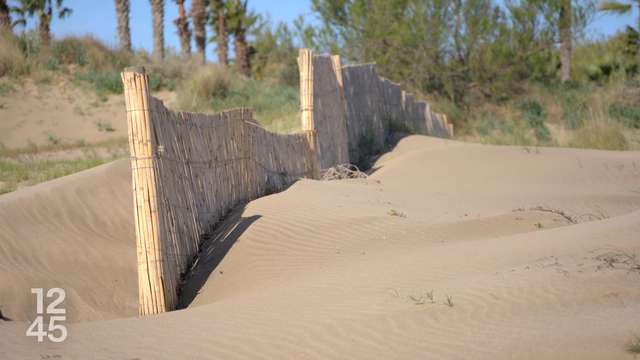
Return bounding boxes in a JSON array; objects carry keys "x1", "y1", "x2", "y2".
[
  {"x1": 594, "y1": 249, "x2": 640, "y2": 273},
  {"x1": 321, "y1": 164, "x2": 368, "y2": 181},
  {"x1": 514, "y1": 205, "x2": 578, "y2": 224}
]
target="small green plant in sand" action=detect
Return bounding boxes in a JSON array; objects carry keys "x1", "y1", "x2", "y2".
[
  {"x1": 625, "y1": 333, "x2": 640, "y2": 356},
  {"x1": 444, "y1": 294, "x2": 454, "y2": 307},
  {"x1": 580, "y1": 205, "x2": 610, "y2": 221},
  {"x1": 0, "y1": 83, "x2": 15, "y2": 96},
  {"x1": 385, "y1": 289, "x2": 444, "y2": 306},
  {"x1": 388, "y1": 209, "x2": 406, "y2": 218},
  {"x1": 535, "y1": 222, "x2": 544, "y2": 229},
  {"x1": 94, "y1": 119, "x2": 115, "y2": 132},
  {"x1": 45, "y1": 131, "x2": 60, "y2": 145},
  {"x1": 407, "y1": 290, "x2": 435, "y2": 305}
]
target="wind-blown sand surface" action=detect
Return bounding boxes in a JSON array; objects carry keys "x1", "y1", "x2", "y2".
[{"x1": 1, "y1": 135, "x2": 639, "y2": 359}]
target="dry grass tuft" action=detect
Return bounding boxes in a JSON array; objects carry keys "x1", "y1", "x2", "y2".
[
  {"x1": 568, "y1": 110, "x2": 629, "y2": 151},
  {"x1": 0, "y1": 30, "x2": 32, "y2": 76},
  {"x1": 178, "y1": 65, "x2": 234, "y2": 106}
]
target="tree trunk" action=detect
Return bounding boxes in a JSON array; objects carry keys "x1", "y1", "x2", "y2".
[
  {"x1": 560, "y1": 0, "x2": 571, "y2": 83},
  {"x1": 38, "y1": 11, "x2": 51, "y2": 46},
  {"x1": 217, "y1": 10, "x2": 228, "y2": 68},
  {"x1": 114, "y1": 0, "x2": 132, "y2": 54},
  {"x1": 150, "y1": 0, "x2": 164, "y2": 62},
  {"x1": 191, "y1": 0, "x2": 206, "y2": 65},
  {"x1": 0, "y1": 0, "x2": 11, "y2": 31},
  {"x1": 174, "y1": 0, "x2": 191, "y2": 58},
  {"x1": 234, "y1": 29, "x2": 251, "y2": 77}
]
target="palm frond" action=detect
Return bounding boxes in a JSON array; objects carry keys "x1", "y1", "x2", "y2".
[
  {"x1": 58, "y1": 7, "x2": 72, "y2": 19},
  {"x1": 598, "y1": 1, "x2": 633, "y2": 15}
]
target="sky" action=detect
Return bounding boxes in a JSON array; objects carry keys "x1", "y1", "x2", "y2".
[{"x1": 10, "y1": 0, "x2": 640, "y2": 60}]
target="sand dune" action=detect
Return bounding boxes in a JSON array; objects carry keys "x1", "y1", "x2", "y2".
[
  {"x1": 0, "y1": 81, "x2": 175, "y2": 148},
  {"x1": 1, "y1": 135, "x2": 639, "y2": 359}
]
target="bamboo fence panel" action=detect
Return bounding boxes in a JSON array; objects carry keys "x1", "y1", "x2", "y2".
[
  {"x1": 382, "y1": 78, "x2": 402, "y2": 123},
  {"x1": 122, "y1": 67, "x2": 317, "y2": 315},
  {"x1": 341, "y1": 63, "x2": 388, "y2": 158},
  {"x1": 297, "y1": 50, "x2": 349, "y2": 171},
  {"x1": 335, "y1": 58, "x2": 454, "y2": 160}
]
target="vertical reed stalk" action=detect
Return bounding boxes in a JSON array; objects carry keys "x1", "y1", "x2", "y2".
[{"x1": 121, "y1": 66, "x2": 169, "y2": 315}]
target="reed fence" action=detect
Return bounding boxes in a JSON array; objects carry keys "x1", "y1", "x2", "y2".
[
  {"x1": 298, "y1": 49, "x2": 453, "y2": 168},
  {"x1": 122, "y1": 67, "x2": 318, "y2": 315},
  {"x1": 123, "y1": 50, "x2": 453, "y2": 315}
]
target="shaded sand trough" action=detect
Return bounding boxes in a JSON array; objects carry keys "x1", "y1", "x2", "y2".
[{"x1": 1, "y1": 135, "x2": 639, "y2": 359}]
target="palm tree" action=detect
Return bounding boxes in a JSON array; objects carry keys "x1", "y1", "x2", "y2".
[
  {"x1": 599, "y1": 1, "x2": 640, "y2": 32},
  {"x1": 209, "y1": 0, "x2": 228, "y2": 69},
  {"x1": 11, "y1": 0, "x2": 72, "y2": 46},
  {"x1": 191, "y1": 0, "x2": 207, "y2": 65},
  {"x1": 560, "y1": 0, "x2": 572, "y2": 82},
  {"x1": 173, "y1": 0, "x2": 191, "y2": 58},
  {"x1": 0, "y1": 0, "x2": 11, "y2": 31},
  {"x1": 228, "y1": 0, "x2": 257, "y2": 77},
  {"x1": 149, "y1": 0, "x2": 164, "y2": 61},
  {"x1": 113, "y1": 0, "x2": 132, "y2": 54}
]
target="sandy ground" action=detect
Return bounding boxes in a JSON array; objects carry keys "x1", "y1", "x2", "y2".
[
  {"x1": 0, "y1": 77, "x2": 175, "y2": 148},
  {"x1": 0, "y1": 135, "x2": 639, "y2": 359}
]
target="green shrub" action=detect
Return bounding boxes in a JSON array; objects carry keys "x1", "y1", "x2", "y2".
[
  {"x1": 517, "y1": 100, "x2": 546, "y2": 128},
  {"x1": 44, "y1": 58, "x2": 59, "y2": 71},
  {"x1": 517, "y1": 100, "x2": 545, "y2": 118},
  {"x1": 475, "y1": 119, "x2": 493, "y2": 136},
  {"x1": 609, "y1": 103, "x2": 640, "y2": 128},
  {"x1": 49, "y1": 39, "x2": 88, "y2": 66},
  {"x1": 0, "y1": 83, "x2": 15, "y2": 96},
  {"x1": 77, "y1": 70, "x2": 123, "y2": 94},
  {"x1": 561, "y1": 90, "x2": 589, "y2": 129},
  {"x1": 48, "y1": 36, "x2": 130, "y2": 72},
  {"x1": 534, "y1": 124, "x2": 551, "y2": 142},
  {"x1": 388, "y1": 119, "x2": 416, "y2": 135}
]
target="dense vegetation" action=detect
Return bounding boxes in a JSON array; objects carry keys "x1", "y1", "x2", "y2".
[{"x1": 1, "y1": 0, "x2": 639, "y2": 151}]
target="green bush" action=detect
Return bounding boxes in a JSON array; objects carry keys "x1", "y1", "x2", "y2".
[
  {"x1": 77, "y1": 70, "x2": 123, "y2": 94},
  {"x1": 388, "y1": 119, "x2": 416, "y2": 135},
  {"x1": 534, "y1": 124, "x2": 551, "y2": 142},
  {"x1": 516, "y1": 100, "x2": 550, "y2": 141},
  {"x1": 44, "y1": 58, "x2": 59, "y2": 71},
  {"x1": 475, "y1": 119, "x2": 493, "y2": 136},
  {"x1": 560, "y1": 90, "x2": 588, "y2": 129},
  {"x1": 49, "y1": 40, "x2": 88, "y2": 66},
  {"x1": 609, "y1": 103, "x2": 640, "y2": 128},
  {"x1": 517, "y1": 100, "x2": 545, "y2": 118}
]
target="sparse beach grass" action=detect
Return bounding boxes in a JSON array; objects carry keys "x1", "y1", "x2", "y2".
[{"x1": 0, "y1": 137, "x2": 129, "y2": 194}]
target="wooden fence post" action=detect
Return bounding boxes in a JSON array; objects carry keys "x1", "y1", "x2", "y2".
[
  {"x1": 121, "y1": 66, "x2": 170, "y2": 315},
  {"x1": 299, "y1": 48, "x2": 314, "y2": 133},
  {"x1": 298, "y1": 49, "x2": 320, "y2": 179},
  {"x1": 330, "y1": 55, "x2": 350, "y2": 165}
]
